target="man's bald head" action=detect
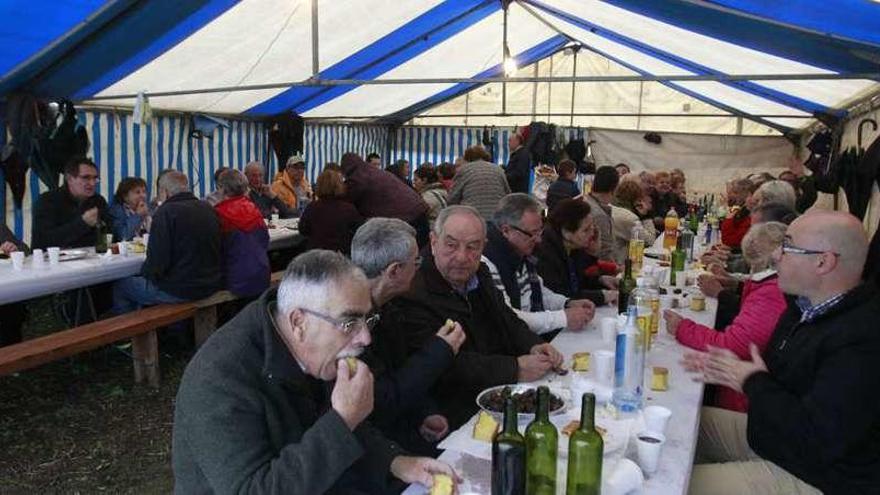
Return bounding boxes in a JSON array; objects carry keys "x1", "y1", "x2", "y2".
[
  {"x1": 776, "y1": 210, "x2": 868, "y2": 300},
  {"x1": 792, "y1": 211, "x2": 868, "y2": 275}
]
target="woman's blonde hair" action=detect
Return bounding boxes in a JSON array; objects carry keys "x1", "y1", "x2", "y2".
[{"x1": 742, "y1": 221, "x2": 787, "y2": 272}]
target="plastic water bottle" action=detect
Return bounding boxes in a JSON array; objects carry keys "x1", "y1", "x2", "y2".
[{"x1": 613, "y1": 306, "x2": 645, "y2": 414}]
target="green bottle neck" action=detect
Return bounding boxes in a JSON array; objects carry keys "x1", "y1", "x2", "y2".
[
  {"x1": 623, "y1": 259, "x2": 633, "y2": 279},
  {"x1": 579, "y1": 394, "x2": 596, "y2": 431},
  {"x1": 536, "y1": 388, "x2": 550, "y2": 421},
  {"x1": 503, "y1": 399, "x2": 519, "y2": 434}
]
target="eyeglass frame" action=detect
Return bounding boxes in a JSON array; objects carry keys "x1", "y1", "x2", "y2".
[
  {"x1": 508, "y1": 224, "x2": 543, "y2": 239},
  {"x1": 780, "y1": 237, "x2": 840, "y2": 257},
  {"x1": 298, "y1": 307, "x2": 380, "y2": 336}
]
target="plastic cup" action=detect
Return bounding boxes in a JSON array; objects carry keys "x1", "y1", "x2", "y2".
[
  {"x1": 31, "y1": 249, "x2": 45, "y2": 269},
  {"x1": 605, "y1": 458, "x2": 644, "y2": 495},
  {"x1": 635, "y1": 431, "x2": 666, "y2": 475},
  {"x1": 118, "y1": 241, "x2": 128, "y2": 257},
  {"x1": 643, "y1": 405, "x2": 672, "y2": 435},
  {"x1": 594, "y1": 350, "x2": 614, "y2": 384},
  {"x1": 105, "y1": 233, "x2": 114, "y2": 248},
  {"x1": 600, "y1": 316, "x2": 617, "y2": 344},
  {"x1": 674, "y1": 271, "x2": 686, "y2": 289},
  {"x1": 11, "y1": 251, "x2": 25, "y2": 270},
  {"x1": 271, "y1": 213, "x2": 280, "y2": 224},
  {"x1": 47, "y1": 247, "x2": 60, "y2": 265},
  {"x1": 142, "y1": 234, "x2": 150, "y2": 251}
]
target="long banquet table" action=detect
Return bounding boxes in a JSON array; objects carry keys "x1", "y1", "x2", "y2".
[
  {"x1": 0, "y1": 227, "x2": 303, "y2": 305},
  {"x1": 404, "y1": 280, "x2": 717, "y2": 495}
]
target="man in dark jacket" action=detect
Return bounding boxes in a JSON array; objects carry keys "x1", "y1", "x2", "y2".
[
  {"x1": 172, "y1": 251, "x2": 456, "y2": 494},
  {"x1": 112, "y1": 171, "x2": 221, "y2": 313},
  {"x1": 505, "y1": 133, "x2": 531, "y2": 194},
  {"x1": 383, "y1": 205, "x2": 563, "y2": 428},
  {"x1": 244, "y1": 161, "x2": 295, "y2": 218},
  {"x1": 340, "y1": 153, "x2": 430, "y2": 247},
  {"x1": 687, "y1": 210, "x2": 880, "y2": 494},
  {"x1": 32, "y1": 156, "x2": 110, "y2": 249},
  {"x1": 1, "y1": 224, "x2": 29, "y2": 346},
  {"x1": 545, "y1": 159, "x2": 580, "y2": 213},
  {"x1": 350, "y1": 218, "x2": 465, "y2": 455}
]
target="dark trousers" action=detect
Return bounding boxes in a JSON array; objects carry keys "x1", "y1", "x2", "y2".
[{"x1": 0, "y1": 302, "x2": 27, "y2": 347}]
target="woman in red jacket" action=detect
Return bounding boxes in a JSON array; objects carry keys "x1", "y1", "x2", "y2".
[{"x1": 664, "y1": 221, "x2": 788, "y2": 412}]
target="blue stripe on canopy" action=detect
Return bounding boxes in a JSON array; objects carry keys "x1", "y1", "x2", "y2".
[
  {"x1": 0, "y1": 0, "x2": 107, "y2": 76},
  {"x1": 25, "y1": 0, "x2": 238, "y2": 99},
  {"x1": 385, "y1": 35, "x2": 570, "y2": 122},
  {"x1": 707, "y1": 0, "x2": 880, "y2": 47},
  {"x1": 529, "y1": 0, "x2": 831, "y2": 115},
  {"x1": 245, "y1": 0, "x2": 498, "y2": 116},
  {"x1": 602, "y1": 0, "x2": 880, "y2": 75}
]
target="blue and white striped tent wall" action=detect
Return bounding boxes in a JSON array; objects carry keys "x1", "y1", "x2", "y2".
[
  {"x1": 389, "y1": 125, "x2": 586, "y2": 172},
  {"x1": 303, "y1": 124, "x2": 389, "y2": 180},
  {"x1": 1, "y1": 109, "x2": 276, "y2": 243}
]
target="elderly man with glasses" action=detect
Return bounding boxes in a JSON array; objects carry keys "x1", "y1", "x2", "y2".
[
  {"x1": 172, "y1": 250, "x2": 457, "y2": 494},
  {"x1": 351, "y1": 218, "x2": 466, "y2": 456},
  {"x1": 32, "y1": 156, "x2": 110, "y2": 249},
  {"x1": 483, "y1": 193, "x2": 596, "y2": 338},
  {"x1": 684, "y1": 210, "x2": 880, "y2": 494}
]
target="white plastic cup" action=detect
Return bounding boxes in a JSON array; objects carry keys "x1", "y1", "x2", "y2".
[
  {"x1": 600, "y1": 316, "x2": 617, "y2": 344},
  {"x1": 47, "y1": 247, "x2": 60, "y2": 265},
  {"x1": 105, "y1": 233, "x2": 114, "y2": 248},
  {"x1": 635, "y1": 431, "x2": 666, "y2": 475},
  {"x1": 594, "y1": 350, "x2": 614, "y2": 384},
  {"x1": 142, "y1": 234, "x2": 150, "y2": 251},
  {"x1": 605, "y1": 458, "x2": 644, "y2": 495},
  {"x1": 31, "y1": 249, "x2": 45, "y2": 269},
  {"x1": 270, "y1": 213, "x2": 280, "y2": 224},
  {"x1": 643, "y1": 405, "x2": 672, "y2": 435},
  {"x1": 118, "y1": 241, "x2": 128, "y2": 257},
  {"x1": 11, "y1": 251, "x2": 24, "y2": 270},
  {"x1": 674, "y1": 271, "x2": 686, "y2": 289}
]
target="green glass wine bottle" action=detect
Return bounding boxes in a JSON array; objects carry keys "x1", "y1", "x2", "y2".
[
  {"x1": 493, "y1": 397, "x2": 526, "y2": 495},
  {"x1": 525, "y1": 386, "x2": 558, "y2": 495},
  {"x1": 566, "y1": 393, "x2": 603, "y2": 495},
  {"x1": 618, "y1": 257, "x2": 637, "y2": 315}
]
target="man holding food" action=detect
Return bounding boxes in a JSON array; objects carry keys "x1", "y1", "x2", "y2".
[
  {"x1": 384, "y1": 205, "x2": 564, "y2": 429},
  {"x1": 172, "y1": 250, "x2": 457, "y2": 494}
]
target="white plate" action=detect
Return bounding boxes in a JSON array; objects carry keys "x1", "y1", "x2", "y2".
[{"x1": 59, "y1": 250, "x2": 89, "y2": 261}]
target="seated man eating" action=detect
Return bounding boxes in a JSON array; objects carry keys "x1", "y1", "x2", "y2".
[
  {"x1": 384, "y1": 205, "x2": 564, "y2": 428},
  {"x1": 172, "y1": 250, "x2": 456, "y2": 494}
]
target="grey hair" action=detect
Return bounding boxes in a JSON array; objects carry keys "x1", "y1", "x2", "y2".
[
  {"x1": 244, "y1": 161, "x2": 264, "y2": 175},
  {"x1": 433, "y1": 205, "x2": 486, "y2": 237},
  {"x1": 276, "y1": 250, "x2": 367, "y2": 318},
  {"x1": 742, "y1": 221, "x2": 787, "y2": 273},
  {"x1": 351, "y1": 218, "x2": 417, "y2": 278},
  {"x1": 493, "y1": 193, "x2": 541, "y2": 228},
  {"x1": 755, "y1": 180, "x2": 796, "y2": 210},
  {"x1": 159, "y1": 171, "x2": 189, "y2": 197},
  {"x1": 217, "y1": 169, "x2": 248, "y2": 197}
]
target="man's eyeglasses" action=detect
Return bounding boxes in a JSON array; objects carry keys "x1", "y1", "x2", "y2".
[
  {"x1": 780, "y1": 238, "x2": 839, "y2": 257},
  {"x1": 509, "y1": 224, "x2": 543, "y2": 239},
  {"x1": 299, "y1": 308, "x2": 380, "y2": 336}
]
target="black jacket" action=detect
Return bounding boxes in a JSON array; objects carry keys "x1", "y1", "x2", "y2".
[
  {"x1": 172, "y1": 290, "x2": 402, "y2": 495},
  {"x1": 535, "y1": 227, "x2": 607, "y2": 306},
  {"x1": 0, "y1": 223, "x2": 29, "y2": 254},
  {"x1": 546, "y1": 178, "x2": 579, "y2": 213},
  {"x1": 743, "y1": 284, "x2": 880, "y2": 494},
  {"x1": 248, "y1": 187, "x2": 295, "y2": 219},
  {"x1": 143, "y1": 192, "x2": 221, "y2": 300},
  {"x1": 382, "y1": 254, "x2": 543, "y2": 428},
  {"x1": 505, "y1": 146, "x2": 531, "y2": 194},
  {"x1": 31, "y1": 186, "x2": 110, "y2": 249}
]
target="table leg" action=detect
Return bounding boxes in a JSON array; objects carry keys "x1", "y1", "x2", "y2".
[{"x1": 132, "y1": 330, "x2": 160, "y2": 387}]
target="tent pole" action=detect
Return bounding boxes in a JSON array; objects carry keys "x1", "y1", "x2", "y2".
[
  {"x1": 569, "y1": 47, "x2": 578, "y2": 128},
  {"x1": 530, "y1": 59, "x2": 539, "y2": 121},
  {"x1": 84, "y1": 72, "x2": 880, "y2": 101},
  {"x1": 636, "y1": 81, "x2": 644, "y2": 130},
  {"x1": 311, "y1": 0, "x2": 319, "y2": 76},
  {"x1": 502, "y1": 1, "x2": 510, "y2": 115}
]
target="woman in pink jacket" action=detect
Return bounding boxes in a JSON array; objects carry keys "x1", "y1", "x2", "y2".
[{"x1": 664, "y1": 221, "x2": 788, "y2": 412}]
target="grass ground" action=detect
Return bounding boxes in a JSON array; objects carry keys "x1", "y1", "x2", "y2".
[{"x1": 0, "y1": 297, "x2": 190, "y2": 494}]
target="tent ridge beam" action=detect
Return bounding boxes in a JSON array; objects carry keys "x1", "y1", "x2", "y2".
[
  {"x1": 303, "y1": 112, "x2": 814, "y2": 120},
  {"x1": 84, "y1": 72, "x2": 880, "y2": 102}
]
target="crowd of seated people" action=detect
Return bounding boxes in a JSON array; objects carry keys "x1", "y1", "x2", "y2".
[{"x1": 9, "y1": 144, "x2": 880, "y2": 495}]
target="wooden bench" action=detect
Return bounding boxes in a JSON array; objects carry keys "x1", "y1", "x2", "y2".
[
  {"x1": 0, "y1": 303, "x2": 197, "y2": 387},
  {"x1": 0, "y1": 271, "x2": 286, "y2": 388}
]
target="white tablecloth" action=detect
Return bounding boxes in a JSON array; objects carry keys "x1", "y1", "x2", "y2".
[
  {"x1": 404, "y1": 286, "x2": 717, "y2": 495},
  {"x1": 0, "y1": 249, "x2": 145, "y2": 305}
]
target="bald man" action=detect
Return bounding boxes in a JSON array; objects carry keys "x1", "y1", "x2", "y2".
[{"x1": 685, "y1": 211, "x2": 880, "y2": 494}]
